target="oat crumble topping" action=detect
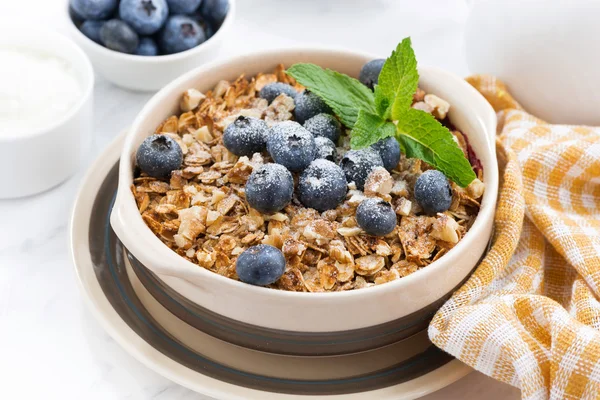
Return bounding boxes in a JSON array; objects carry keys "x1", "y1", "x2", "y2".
[{"x1": 132, "y1": 64, "x2": 484, "y2": 292}]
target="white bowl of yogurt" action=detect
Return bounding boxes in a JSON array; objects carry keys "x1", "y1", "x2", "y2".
[{"x1": 0, "y1": 28, "x2": 94, "y2": 199}]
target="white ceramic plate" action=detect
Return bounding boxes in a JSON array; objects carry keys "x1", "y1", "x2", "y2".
[{"x1": 70, "y1": 133, "x2": 472, "y2": 400}]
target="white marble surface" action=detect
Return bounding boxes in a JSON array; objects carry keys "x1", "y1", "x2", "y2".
[{"x1": 0, "y1": 0, "x2": 520, "y2": 398}]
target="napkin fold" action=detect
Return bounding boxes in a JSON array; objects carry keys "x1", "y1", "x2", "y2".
[{"x1": 429, "y1": 76, "x2": 600, "y2": 400}]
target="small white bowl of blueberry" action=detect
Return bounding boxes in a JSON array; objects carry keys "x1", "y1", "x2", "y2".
[{"x1": 66, "y1": 0, "x2": 234, "y2": 91}]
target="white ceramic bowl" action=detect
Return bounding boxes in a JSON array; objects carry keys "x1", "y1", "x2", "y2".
[
  {"x1": 0, "y1": 29, "x2": 94, "y2": 199},
  {"x1": 111, "y1": 48, "x2": 498, "y2": 335},
  {"x1": 65, "y1": 0, "x2": 235, "y2": 92}
]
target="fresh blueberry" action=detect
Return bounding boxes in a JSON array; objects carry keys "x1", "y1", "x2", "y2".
[
  {"x1": 294, "y1": 91, "x2": 332, "y2": 124},
  {"x1": 135, "y1": 37, "x2": 159, "y2": 55},
  {"x1": 79, "y1": 20, "x2": 105, "y2": 44},
  {"x1": 200, "y1": 0, "x2": 229, "y2": 26},
  {"x1": 414, "y1": 170, "x2": 453, "y2": 215},
  {"x1": 159, "y1": 15, "x2": 206, "y2": 54},
  {"x1": 69, "y1": 5, "x2": 85, "y2": 25},
  {"x1": 303, "y1": 113, "x2": 341, "y2": 143},
  {"x1": 223, "y1": 116, "x2": 268, "y2": 156},
  {"x1": 119, "y1": 0, "x2": 168, "y2": 35},
  {"x1": 236, "y1": 245, "x2": 286, "y2": 286},
  {"x1": 70, "y1": 0, "x2": 117, "y2": 20},
  {"x1": 100, "y1": 19, "x2": 139, "y2": 54},
  {"x1": 266, "y1": 121, "x2": 316, "y2": 172},
  {"x1": 136, "y1": 134, "x2": 183, "y2": 179},
  {"x1": 188, "y1": 11, "x2": 215, "y2": 38},
  {"x1": 339, "y1": 148, "x2": 384, "y2": 190},
  {"x1": 371, "y1": 137, "x2": 401, "y2": 171},
  {"x1": 259, "y1": 83, "x2": 297, "y2": 104},
  {"x1": 359, "y1": 59, "x2": 385, "y2": 90},
  {"x1": 356, "y1": 198, "x2": 397, "y2": 236},
  {"x1": 314, "y1": 136, "x2": 337, "y2": 162},
  {"x1": 298, "y1": 159, "x2": 347, "y2": 212},
  {"x1": 167, "y1": 0, "x2": 203, "y2": 14},
  {"x1": 245, "y1": 163, "x2": 294, "y2": 213}
]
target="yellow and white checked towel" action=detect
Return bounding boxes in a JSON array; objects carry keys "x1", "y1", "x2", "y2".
[{"x1": 429, "y1": 76, "x2": 600, "y2": 400}]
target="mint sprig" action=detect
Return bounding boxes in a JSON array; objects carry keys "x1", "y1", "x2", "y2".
[
  {"x1": 287, "y1": 37, "x2": 477, "y2": 188},
  {"x1": 350, "y1": 110, "x2": 396, "y2": 149},
  {"x1": 375, "y1": 38, "x2": 418, "y2": 119},
  {"x1": 396, "y1": 109, "x2": 476, "y2": 187}
]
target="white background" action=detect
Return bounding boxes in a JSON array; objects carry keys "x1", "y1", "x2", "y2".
[{"x1": 0, "y1": 0, "x2": 520, "y2": 398}]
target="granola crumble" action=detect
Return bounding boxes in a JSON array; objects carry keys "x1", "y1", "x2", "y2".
[{"x1": 132, "y1": 64, "x2": 484, "y2": 292}]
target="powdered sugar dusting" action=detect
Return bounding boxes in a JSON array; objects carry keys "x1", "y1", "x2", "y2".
[
  {"x1": 298, "y1": 159, "x2": 347, "y2": 211},
  {"x1": 303, "y1": 113, "x2": 341, "y2": 143},
  {"x1": 266, "y1": 121, "x2": 316, "y2": 172},
  {"x1": 314, "y1": 136, "x2": 336, "y2": 161}
]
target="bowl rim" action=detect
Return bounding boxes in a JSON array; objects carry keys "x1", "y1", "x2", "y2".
[
  {"x1": 64, "y1": 0, "x2": 236, "y2": 63},
  {"x1": 0, "y1": 28, "x2": 94, "y2": 142},
  {"x1": 114, "y1": 47, "x2": 499, "y2": 302}
]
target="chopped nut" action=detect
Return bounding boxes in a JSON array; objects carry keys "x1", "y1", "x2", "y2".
[
  {"x1": 431, "y1": 213, "x2": 460, "y2": 244},
  {"x1": 175, "y1": 206, "x2": 207, "y2": 248},
  {"x1": 413, "y1": 87, "x2": 426, "y2": 102},
  {"x1": 390, "y1": 179, "x2": 409, "y2": 197},
  {"x1": 412, "y1": 101, "x2": 433, "y2": 113},
  {"x1": 206, "y1": 210, "x2": 221, "y2": 226},
  {"x1": 180, "y1": 88, "x2": 206, "y2": 112},
  {"x1": 467, "y1": 178, "x2": 485, "y2": 200},
  {"x1": 211, "y1": 189, "x2": 226, "y2": 204},
  {"x1": 347, "y1": 190, "x2": 367, "y2": 206},
  {"x1": 394, "y1": 197, "x2": 412, "y2": 216},
  {"x1": 193, "y1": 126, "x2": 214, "y2": 143},
  {"x1": 424, "y1": 94, "x2": 450, "y2": 120},
  {"x1": 364, "y1": 167, "x2": 394, "y2": 197}
]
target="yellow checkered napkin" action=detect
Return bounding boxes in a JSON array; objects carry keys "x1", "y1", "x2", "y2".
[{"x1": 429, "y1": 76, "x2": 600, "y2": 400}]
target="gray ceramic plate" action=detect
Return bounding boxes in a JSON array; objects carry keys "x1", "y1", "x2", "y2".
[{"x1": 70, "y1": 134, "x2": 473, "y2": 399}]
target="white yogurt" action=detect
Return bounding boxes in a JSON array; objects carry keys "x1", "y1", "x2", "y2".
[{"x1": 0, "y1": 48, "x2": 82, "y2": 137}]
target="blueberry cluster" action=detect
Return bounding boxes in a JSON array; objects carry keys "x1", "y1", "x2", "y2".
[
  {"x1": 70, "y1": 0, "x2": 229, "y2": 55},
  {"x1": 134, "y1": 58, "x2": 459, "y2": 287}
]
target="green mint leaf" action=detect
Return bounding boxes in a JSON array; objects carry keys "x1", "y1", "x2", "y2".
[
  {"x1": 396, "y1": 108, "x2": 476, "y2": 187},
  {"x1": 287, "y1": 63, "x2": 376, "y2": 128},
  {"x1": 374, "y1": 37, "x2": 419, "y2": 120},
  {"x1": 350, "y1": 110, "x2": 396, "y2": 149}
]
